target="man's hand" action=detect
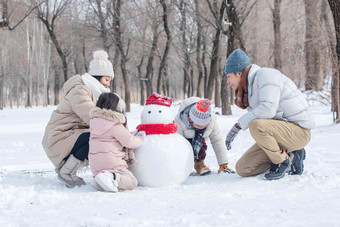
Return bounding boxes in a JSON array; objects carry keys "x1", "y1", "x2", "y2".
[{"x1": 225, "y1": 123, "x2": 241, "y2": 150}]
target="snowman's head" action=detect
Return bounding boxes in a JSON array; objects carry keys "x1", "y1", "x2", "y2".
[
  {"x1": 141, "y1": 104, "x2": 173, "y2": 124},
  {"x1": 141, "y1": 93, "x2": 174, "y2": 124}
]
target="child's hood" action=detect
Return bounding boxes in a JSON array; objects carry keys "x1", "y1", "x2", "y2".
[{"x1": 89, "y1": 107, "x2": 126, "y2": 134}]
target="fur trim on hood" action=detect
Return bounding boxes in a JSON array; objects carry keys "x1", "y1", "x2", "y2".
[{"x1": 89, "y1": 107, "x2": 126, "y2": 124}]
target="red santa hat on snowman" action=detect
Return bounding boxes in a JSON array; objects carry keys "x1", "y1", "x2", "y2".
[
  {"x1": 145, "y1": 92, "x2": 172, "y2": 107},
  {"x1": 136, "y1": 93, "x2": 178, "y2": 135}
]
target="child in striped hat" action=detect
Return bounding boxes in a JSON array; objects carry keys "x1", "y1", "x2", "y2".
[{"x1": 175, "y1": 97, "x2": 235, "y2": 176}]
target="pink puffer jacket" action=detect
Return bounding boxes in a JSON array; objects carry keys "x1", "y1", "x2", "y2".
[{"x1": 89, "y1": 107, "x2": 144, "y2": 176}]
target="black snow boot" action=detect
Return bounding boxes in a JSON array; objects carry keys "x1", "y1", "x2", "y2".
[
  {"x1": 264, "y1": 156, "x2": 291, "y2": 180},
  {"x1": 289, "y1": 148, "x2": 306, "y2": 175}
]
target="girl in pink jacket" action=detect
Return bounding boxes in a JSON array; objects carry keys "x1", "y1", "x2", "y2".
[{"x1": 89, "y1": 92, "x2": 144, "y2": 192}]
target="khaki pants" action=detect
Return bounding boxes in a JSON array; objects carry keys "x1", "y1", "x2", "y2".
[
  {"x1": 236, "y1": 119, "x2": 311, "y2": 177},
  {"x1": 115, "y1": 169, "x2": 138, "y2": 190}
]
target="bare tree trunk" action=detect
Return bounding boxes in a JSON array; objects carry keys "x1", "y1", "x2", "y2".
[
  {"x1": 43, "y1": 40, "x2": 51, "y2": 107},
  {"x1": 54, "y1": 68, "x2": 60, "y2": 105},
  {"x1": 111, "y1": 49, "x2": 119, "y2": 93},
  {"x1": 137, "y1": 57, "x2": 145, "y2": 105},
  {"x1": 81, "y1": 37, "x2": 88, "y2": 73},
  {"x1": 206, "y1": 0, "x2": 226, "y2": 101},
  {"x1": 94, "y1": 0, "x2": 111, "y2": 53},
  {"x1": 144, "y1": 22, "x2": 159, "y2": 98},
  {"x1": 305, "y1": 0, "x2": 322, "y2": 91},
  {"x1": 215, "y1": 57, "x2": 221, "y2": 107},
  {"x1": 323, "y1": 0, "x2": 338, "y2": 116},
  {"x1": 162, "y1": 62, "x2": 169, "y2": 96},
  {"x1": 0, "y1": 0, "x2": 9, "y2": 28},
  {"x1": 16, "y1": 77, "x2": 20, "y2": 108},
  {"x1": 0, "y1": 29, "x2": 7, "y2": 109},
  {"x1": 0, "y1": 55, "x2": 3, "y2": 110},
  {"x1": 112, "y1": 0, "x2": 131, "y2": 112},
  {"x1": 221, "y1": 0, "x2": 245, "y2": 115},
  {"x1": 33, "y1": 18, "x2": 40, "y2": 107},
  {"x1": 273, "y1": 0, "x2": 282, "y2": 71},
  {"x1": 328, "y1": 0, "x2": 340, "y2": 123},
  {"x1": 8, "y1": 81, "x2": 12, "y2": 108},
  {"x1": 157, "y1": 0, "x2": 172, "y2": 95},
  {"x1": 202, "y1": 33, "x2": 208, "y2": 97},
  {"x1": 195, "y1": 0, "x2": 204, "y2": 98},
  {"x1": 179, "y1": 0, "x2": 191, "y2": 99},
  {"x1": 25, "y1": 18, "x2": 33, "y2": 107},
  {"x1": 36, "y1": 0, "x2": 71, "y2": 83}
]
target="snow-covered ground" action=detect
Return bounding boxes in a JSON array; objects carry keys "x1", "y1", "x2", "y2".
[{"x1": 0, "y1": 101, "x2": 339, "y2": 226}]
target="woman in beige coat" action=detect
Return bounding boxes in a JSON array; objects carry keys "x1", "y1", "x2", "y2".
[{"x1": 42, "y1": 50, "x2": 114, "y2": 188}]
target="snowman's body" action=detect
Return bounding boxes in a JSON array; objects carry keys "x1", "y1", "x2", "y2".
[{"x1": 129, "y1": 95, "x2": 194, "y2": 187}]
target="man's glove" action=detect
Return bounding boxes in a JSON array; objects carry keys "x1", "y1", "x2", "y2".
[
  {"x1": 225, "y1": 123, "x2": 241, "y2": 150},
  {"x1": 218, "y1": 163, "x2": 235, "y2": 174}
]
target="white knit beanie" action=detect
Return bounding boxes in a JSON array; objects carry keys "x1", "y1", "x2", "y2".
[{"x1": 88, "y1": 50, "x2": 114, "y2": 78}]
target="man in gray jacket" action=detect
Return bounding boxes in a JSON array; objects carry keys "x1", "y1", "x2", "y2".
[{"x1": 224, "y1": 49, "x2": 315, "y2": 180}]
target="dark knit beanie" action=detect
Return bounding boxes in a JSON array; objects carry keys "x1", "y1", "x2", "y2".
[{"x1": 224, "y1": 49, "x2": 250, "y2": 74}]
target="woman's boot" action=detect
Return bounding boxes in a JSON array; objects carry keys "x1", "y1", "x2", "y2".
[{"x1": 57, "y1": 155, "x2": 86, "y2": 188}]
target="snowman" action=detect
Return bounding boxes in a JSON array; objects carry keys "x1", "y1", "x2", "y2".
[{"x1": 130, "y1": 93, "x2": 194, "y2": 187}]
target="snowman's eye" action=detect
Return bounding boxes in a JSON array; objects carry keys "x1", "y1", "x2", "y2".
[
  {"x1": 148, "y1": 111, "x2": 151, "y2": 114},
  {"x1": 159, "y1": 110, "x2": 162, "y2": 113}
]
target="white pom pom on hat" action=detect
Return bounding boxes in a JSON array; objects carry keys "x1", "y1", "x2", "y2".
[{"x1": 89, "y1": 50, "x2": 114, "y2": 78}]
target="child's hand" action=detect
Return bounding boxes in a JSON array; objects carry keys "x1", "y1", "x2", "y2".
[
  {"x1": 218, "y1": 163, "x2": 235, "y2": 174},
  {"x1": 132, "y1": 129, "x2": 138, "y2": 136},
  {"x1": 136, "y1": 131, "x2": 146, "y2": 138},
  {"x1": 124, "y1": 148, "x2": 137, "y2": 166}
]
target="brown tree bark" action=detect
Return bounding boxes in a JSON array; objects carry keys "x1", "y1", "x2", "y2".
[
  {"x1": 111, "y1": 0, "x2": 131, "y2": 112},
  {"x1": 220, "y1": 0, "x2": 246, "y2": 115},
  {"x1": 36, "y1": 0, "x2": 71, "y2": 83},
  {"x1": 179, "y1": 0, "x2": 192, "y2": 99},
  {"x1": 0, "y1": 0, "x2": 9, "y2": 28},
  {"x1": 157, "y1": 0, "x2": 172, "y2": 95},
  {"x1": 94, "y1": 0, "x2": 111, "y2": 53},
  {"x1": 195, "y1": 0, "x2": 204, "y2": 98},
  {"x1": 137, "y1": 57, "x2": 145, "y2": 105},
  {"x1": 206, "y1": 0, "x2": 225, "y2": 101},
  {"x1": 53, "y1": 67, "x2": 60, "y2": 105},
  {"x1": 305, "y1": 0, "x2": 322, "y2": 91},
  {"x1": 273, "y1": 0, "x2": 282, "y2": 71},
  {"x1": 328, "y1": 0, "x2": 340, "y2": 123},
  {"x1": 144, "y1": 21, "x2": 159, "y2": 98}
]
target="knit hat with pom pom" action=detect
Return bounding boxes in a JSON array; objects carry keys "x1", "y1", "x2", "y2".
[
  {"x1": 189, "y1": 99, "x2": 212, "y2": 126},
  {"x1": 89, "y1": 50, "x2": 114, "y2": 78}
]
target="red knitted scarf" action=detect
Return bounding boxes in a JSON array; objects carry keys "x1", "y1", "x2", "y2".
[{"x1": 136, "y1": 121, "x2": 178, "y2": 135}]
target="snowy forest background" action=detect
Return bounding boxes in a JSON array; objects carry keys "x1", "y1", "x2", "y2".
[
  {"x1": 1, "y1": 1, "x2": 340, "y2": 226},
  {"x1": 0, "y1": 0, "x2": 339, "y2": 121}
]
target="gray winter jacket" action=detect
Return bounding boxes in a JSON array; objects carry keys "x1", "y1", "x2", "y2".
[
  {"x1": 238, "y1": 64, "x2": 315, "y2": 130},
  {"x1": 175, "y1": 97, "x2": 228, "y2": 165}
]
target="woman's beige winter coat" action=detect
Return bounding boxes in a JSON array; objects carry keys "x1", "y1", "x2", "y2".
[
  {"x1": 42, "y1": 75, "x2": 96, "y2": 169},
  {"x1": 174, "y1": 97, "x2": 229, "y2": 165}
]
